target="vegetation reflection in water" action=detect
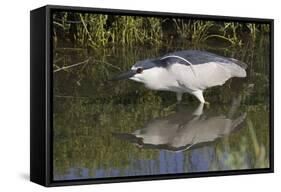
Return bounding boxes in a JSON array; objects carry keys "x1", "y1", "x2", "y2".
[{"x1": 52, "y1": 12, "x2": 270, "y2": 180}]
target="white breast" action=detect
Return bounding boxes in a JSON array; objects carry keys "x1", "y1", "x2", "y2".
[{"x1": 140, "y1": 67, "x2": 183, "y2": 92}]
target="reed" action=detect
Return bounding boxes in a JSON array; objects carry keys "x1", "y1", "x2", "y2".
[{"x1": 53, "y1": 11, "x2": 268, "y2": 49}]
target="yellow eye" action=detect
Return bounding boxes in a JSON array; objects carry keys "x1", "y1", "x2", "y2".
[{"x1": 136, "y1": 68, "x2": 143, "y2": 74}]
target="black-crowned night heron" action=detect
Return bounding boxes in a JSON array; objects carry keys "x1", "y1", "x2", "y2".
[{"x1": 113, "y1": 50, "x2": 247, "y2": 103}]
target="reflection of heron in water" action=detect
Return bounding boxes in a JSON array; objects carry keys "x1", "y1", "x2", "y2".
[{"x1": 113, "y1": 97, "x2": 246, "y2": 152}]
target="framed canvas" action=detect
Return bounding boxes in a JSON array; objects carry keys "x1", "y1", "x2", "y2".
[{"x1": 30, "y1": 5, "x2": 274, "y2": 187}]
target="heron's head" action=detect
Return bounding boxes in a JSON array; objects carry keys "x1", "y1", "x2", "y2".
[{"x1": 111, "y1": 59, "x2": 159, "y2": 84}]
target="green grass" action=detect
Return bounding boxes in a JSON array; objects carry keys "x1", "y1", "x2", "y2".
[{"x1": 53, "y1": 11, "x2": 269, "y2": 49}]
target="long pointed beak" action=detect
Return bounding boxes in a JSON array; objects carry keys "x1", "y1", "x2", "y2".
[{"x1": 110, "y1": 70, "x2": 136, "y2": 81}]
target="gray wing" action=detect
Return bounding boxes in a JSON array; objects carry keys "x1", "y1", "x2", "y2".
[
  {"x1": 160, "y1": 50, "x2": 247, "y2": 69},
  {"x1": 158, "y1": 50, "x2": 246, "y2": 89}
]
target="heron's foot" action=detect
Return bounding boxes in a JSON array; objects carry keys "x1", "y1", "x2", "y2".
[{"x1": 204, "y1": 101, "x2": 210, "y2": 108}]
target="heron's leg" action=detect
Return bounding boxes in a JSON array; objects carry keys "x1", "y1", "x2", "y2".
[
  {"x1": 176, "y1": 92, "x2": 183, "y2": 103},
  {"x1": 191, "y1": 90, "x2": 205, "y2": 103}
]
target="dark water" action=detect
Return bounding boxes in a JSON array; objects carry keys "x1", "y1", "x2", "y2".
[{"x1": 53, "y1": 41, "x2": 270, "y2": 180}]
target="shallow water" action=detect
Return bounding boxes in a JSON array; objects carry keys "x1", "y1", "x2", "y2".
[{"x1": 53, "y1": 41, "x2": 270, "y2": 180}]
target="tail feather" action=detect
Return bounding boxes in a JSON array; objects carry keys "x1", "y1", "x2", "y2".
[
  {"x1": 229, "y1": 63, "x2": 247, "y2": 78},
  {"x1": 229, "y1": 58, "x2": 248, "y2": 69}
]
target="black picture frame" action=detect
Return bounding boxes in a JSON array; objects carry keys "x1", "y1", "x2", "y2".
[{"x1": 30, "y1": 4, "x2": 274, "y2": 187}]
